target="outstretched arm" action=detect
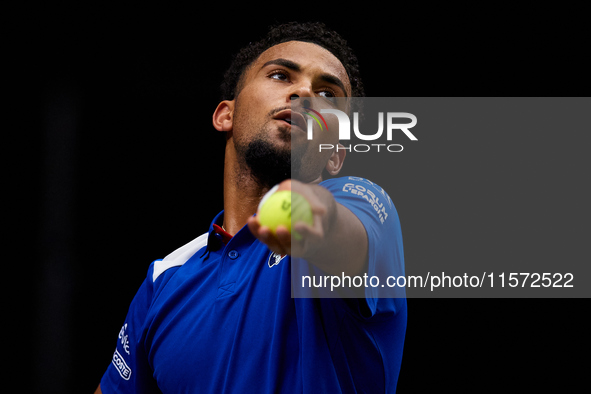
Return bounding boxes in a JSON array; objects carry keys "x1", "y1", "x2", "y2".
[{"x1": 248, "y1": 179, "x2": 368, "y2": 276}]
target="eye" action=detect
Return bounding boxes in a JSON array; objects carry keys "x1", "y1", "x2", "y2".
[
  {"x1": 268, "y1": 70, "x2": 289, "y2": 81},
  {"x1": 318, "y1": 89, "x2": 335, "y2": 98},
  {"x1": 317, "y1": 89, "x2": 338, "y2": 105}
]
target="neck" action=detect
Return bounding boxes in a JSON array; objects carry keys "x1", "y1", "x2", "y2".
[
  {"x1": 222, "y1": 140, "x2": 270, "y2": 235},
  {"x1": 221, "y1": 138, "x2": 325, "y2": 235}
]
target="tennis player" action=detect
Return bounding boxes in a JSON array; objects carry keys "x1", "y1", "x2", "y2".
[{"x1": 96, "y1": 22, "x2": 406, "y2": 393}]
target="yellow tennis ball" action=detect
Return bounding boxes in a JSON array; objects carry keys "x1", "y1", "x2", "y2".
[{"x1": 258, "y1": 190, "x2": 313, "y2": 238}]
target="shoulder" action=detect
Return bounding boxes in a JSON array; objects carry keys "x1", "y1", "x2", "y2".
[
  {"x1": 321, "y1": 176, "x2": 393, "y2": 204},
  {"x1": 151, "y1": 232, "x2": 209, "y2": 282},
  {"x1": 320, "y1": 176, "x2": 396, "y2": 226}
]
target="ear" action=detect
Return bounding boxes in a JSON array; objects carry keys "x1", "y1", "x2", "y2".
[
  {"x1": 212, "y1": 100, "x2": 235, "y2": 132},
  {"x1": 325, "y1": 143, "x2": 346, "y2": 176}
]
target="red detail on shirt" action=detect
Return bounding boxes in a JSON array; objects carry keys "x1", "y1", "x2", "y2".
[{"x1": 213, "y1": 224, "x2": 233, "y2": 244}]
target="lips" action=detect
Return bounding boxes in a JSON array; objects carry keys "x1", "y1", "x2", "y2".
[{"x1": 273, "y1": 109, "x2": 307, "y2": 131}]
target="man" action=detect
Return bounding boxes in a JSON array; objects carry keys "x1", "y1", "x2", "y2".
[{"x1": 96, "y1": 22, "x2": 406, "y2": 393}]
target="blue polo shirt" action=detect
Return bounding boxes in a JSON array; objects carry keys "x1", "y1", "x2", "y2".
[{"x1": 100, "y1": 176, "x2": 407, "y2": 393}]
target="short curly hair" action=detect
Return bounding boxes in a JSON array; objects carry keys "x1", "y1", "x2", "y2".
[{"x1": 220, "y1": 21, "x2": 364, "y2": 101}]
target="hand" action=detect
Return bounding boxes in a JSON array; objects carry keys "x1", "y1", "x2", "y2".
[{"x1": 247, "y1": 179, "x2": 329, "y2": 258}]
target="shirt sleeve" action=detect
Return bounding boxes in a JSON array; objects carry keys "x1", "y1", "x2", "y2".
[
  {"x1": 99, "y1": 262, "x2": 162, "y2": 394},
  {"x1": 321, "y1": 176, "x2": 406, "y2": 318}
]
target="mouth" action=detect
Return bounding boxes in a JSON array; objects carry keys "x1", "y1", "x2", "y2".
[{"x1": 273, "y1": 109, "x2": 307, "y2": 131}]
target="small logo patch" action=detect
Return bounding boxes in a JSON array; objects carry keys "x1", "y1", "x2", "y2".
[
  {"x1": 118, "y1": 323, "x2": 130, "y2": 355},
  {"x1": 268, "y1": 252, "x2": 287, "y2": 268},
  {"x1": 112, "y1": 349, "x2": 132, "y2": 380}
]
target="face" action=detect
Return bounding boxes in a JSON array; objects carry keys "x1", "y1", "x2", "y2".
[{"x1": 223, "y1": 40, "x2": 351, "y2": 187}]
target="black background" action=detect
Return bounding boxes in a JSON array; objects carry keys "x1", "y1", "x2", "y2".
[{"x1": 13, "y1": 3, "x2": 588, "y2": 393}]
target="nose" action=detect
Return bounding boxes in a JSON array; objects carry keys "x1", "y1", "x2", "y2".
[
  {"x1": 288, "y1": 82, "x2": 313, "y2": 104},
  {"x1": 290, "y1": 94, "x2": 311, "y2": 108}
]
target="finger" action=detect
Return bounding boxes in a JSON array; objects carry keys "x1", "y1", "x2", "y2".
[
  {"x1": 275, "y1": 225, "x2": 292, "y2": 255},
  {"x1": 247, "y1": 215, "x2": 261, "y2": 235},
  {"x1": 291, "y1": 217, "x2": 324, "y2": 258},
  {"x1": 290, "y1": 183, "x2": 326, "y2": 216},
  {"x1": 276, "y1": 179, "x2": 292, "y2": 192},
  {"x1": 305, "y1": 193, "x2": 328, "y2": 216},
  {"x1": 293, "y1": 212, "x2": 324, "y2": 238},
  {"x1": 248, "y1": 216, "x2": 272, "y2": 244},
  {"x1": 261, "y1": 226, "x2": 289, "y2": 256},
  {"x1": 311, "y1": 212, "x2": 325, "y2": 237},
  {"x1": 255, "y1": 225, "x2": 288, "y2": 256}
]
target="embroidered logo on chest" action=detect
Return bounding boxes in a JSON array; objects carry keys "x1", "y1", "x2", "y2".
[{"x1": 267, "y1": 252, "x2": 287, "y2": 268}]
